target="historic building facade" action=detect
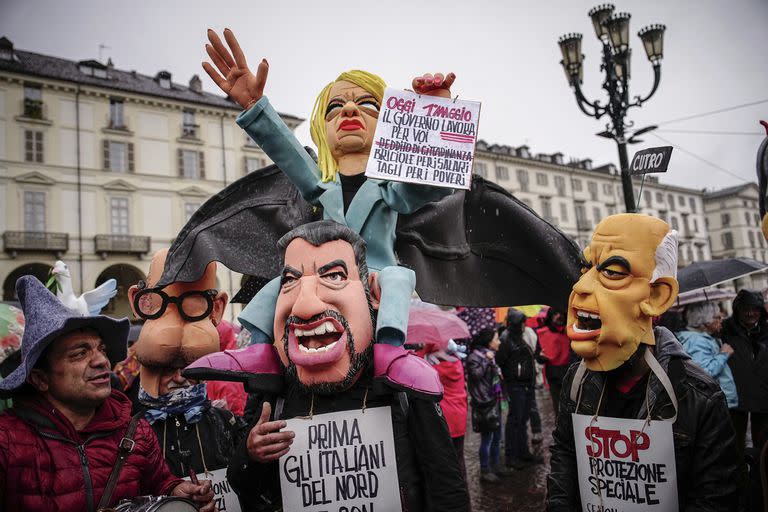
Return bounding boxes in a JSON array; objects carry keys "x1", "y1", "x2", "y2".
[{"x1": 0, "y1": 37, "x2": 301, "y2": 318}]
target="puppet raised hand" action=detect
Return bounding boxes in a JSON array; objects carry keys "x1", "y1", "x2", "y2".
[
  {"x1": 203, "y1": 28, "x2": 268, "y2": 110},
  {"x1": 413, "y1": 72, "x2": 456, "y2": 99}
]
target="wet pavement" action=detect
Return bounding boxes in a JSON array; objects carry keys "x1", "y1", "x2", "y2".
[{"x1": 464, "y1": 388, "x2": 556, "y2": 512}]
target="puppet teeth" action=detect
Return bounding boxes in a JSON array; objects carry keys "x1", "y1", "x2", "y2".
[
  {"x1": 315, "y1": 323, "x2": 328, "y2": 335},
  {"x1": 576, "y1": 310, "x2": 590, "y2": 318},
  {"x1": 295, "y1": 328, "x2": 306, "y2": 337},
  {"x1": 588, "y1": 313, "x2": 600, "y2": 319},
  {"x1": 325, "y1": 321, "x2": 336, "y2": 333},
  {"x1": 307, "y1": 347, "x2": 318, "y2": 353},
  {"x1": 572, "y1": 322, "x2": 598, "y2": 334},
  {"x1": 298, "y1": 343, "x2": 310, "y2": 353}
]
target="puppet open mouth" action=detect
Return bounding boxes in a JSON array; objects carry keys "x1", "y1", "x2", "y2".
[
  {"x1": 287, "y1": 317, "x2": 347, "y2": 367},
  {"x1": 568, "y1": 309, "x2": 603, "y2": 341}
]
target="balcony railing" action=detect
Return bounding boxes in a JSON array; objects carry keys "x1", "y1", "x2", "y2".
[
  {"x1": 3, "y1": 231, "x2": 68, "y2": 257},
  {"x1": 105, "y1": 113, "x2": 131, "y2": 131},
  {"x1": 23, "y1": 99, "x2": 45, "y2": 119},
  {"x1": 182, "y1": 123, "x2": 200, "y2": 138},
  {"x1": 94, "y1": 235, "x2": 151, "y2": 257}
]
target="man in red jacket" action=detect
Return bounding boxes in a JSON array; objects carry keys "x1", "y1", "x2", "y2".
[{"x1": 0, "y1": 276, "x2": 214, "y2": 512}]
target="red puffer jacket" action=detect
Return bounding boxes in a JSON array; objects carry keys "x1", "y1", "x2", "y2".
[
  {"x1": 0, "y1": 389, "x2": 182, "y2": 512},
  {"x1": 434, "y1": 359, "x2": 468, "y2": 438}
]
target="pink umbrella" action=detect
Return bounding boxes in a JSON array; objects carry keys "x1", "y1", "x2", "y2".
[{"x1": 407, "y1": 307, "x2": 470, "y2": 350}]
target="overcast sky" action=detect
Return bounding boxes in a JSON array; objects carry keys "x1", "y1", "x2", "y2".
[{"x1": 2, "y1": 0, "x2": 766, "y2": 190}]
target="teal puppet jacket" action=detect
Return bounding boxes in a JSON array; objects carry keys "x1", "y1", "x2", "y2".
[{"x1": 235, "y1": 96, "x2": 452, "y2": 272}]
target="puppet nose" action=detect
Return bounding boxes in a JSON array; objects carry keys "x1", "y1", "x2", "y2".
[
  {"x1": 341, "y1": 101, "x2": 360, "y2": 116},
  {"x1": 573, "y1": 268, "x2": 597, "y2": 295},
  {"x1": 291, "y1": 276, "x2": 327, "y2": 320}
]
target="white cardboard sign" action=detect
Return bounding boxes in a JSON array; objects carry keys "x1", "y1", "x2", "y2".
[
  {"x1": 572, "y1": 413, "x2": 678, "y2": 511},
  {"x1": 184, "y1": 467, "x2": 241, "y2": 512},
  {"x1": 279, "y1": 406, "x2": 401, "y2": 512},
  {"x1": 365, "y1": 87, "x2": 481, "y2": 190}
]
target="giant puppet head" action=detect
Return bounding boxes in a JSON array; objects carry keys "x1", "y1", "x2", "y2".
[
  {"x1": 567, "y1": 214, "x2": 679, "y2": 372},
  {"x1": 310, "y1": 70, "x2": 386, "y2": 182},
  {"x1": 273, "y1": 220, "x2": 380, "y2": 392},
  {"x1": 127, "y1": 248, "x2": 228, "y2": 396}
]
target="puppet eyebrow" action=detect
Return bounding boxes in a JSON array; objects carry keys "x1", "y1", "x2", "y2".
[
  {"x1": 281, "y1": 265, "x2": 302, "y2": 281},
  {"x1": 597, "y1": 255, "x2": 631, "y2": 272},
  {"x1": 317, "y1": 260, "x2": 348, "y2": 275}
]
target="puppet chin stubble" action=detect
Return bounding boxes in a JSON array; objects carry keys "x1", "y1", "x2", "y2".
[{"x1": 283, "y1": 310, "x2": 373, "y2": 394}]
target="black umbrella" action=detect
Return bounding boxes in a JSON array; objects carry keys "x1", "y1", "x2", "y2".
[{"x1": 677, "y1": 257, "x2": 768, "y2": 294}]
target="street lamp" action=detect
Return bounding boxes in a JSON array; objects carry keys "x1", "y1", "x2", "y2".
[{"x1": 558, "y1": 4, "x2": 666, "y2": 212}]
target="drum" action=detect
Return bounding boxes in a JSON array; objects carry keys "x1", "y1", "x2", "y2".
[{"x1": 111, "y1": 496, "x2": 197, "y2": 512}]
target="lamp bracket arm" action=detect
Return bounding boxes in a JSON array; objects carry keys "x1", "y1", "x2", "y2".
[{"x1": 634, "y1": 64, "x2": 662, "y2": 106}]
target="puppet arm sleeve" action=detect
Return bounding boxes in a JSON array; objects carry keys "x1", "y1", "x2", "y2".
[
  {"x1": 409, "y1": 398, "x2": 470, "y2": 511},
  {"x1": 379, "y1": 181, "x2": 454, "y2": 214},
  {"x1": 683, "y1": 389, "x2": 741, "y2": 511},
  {"x1": 236, "y1": 96, "x2": 327, "y2": 204},
  {"x1": 546, "y1": 372, "x2": 581, "y2": 511}
]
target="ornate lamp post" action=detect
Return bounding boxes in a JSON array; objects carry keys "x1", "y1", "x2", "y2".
[{"x1": 558, "y1": 4, "x2": 666, "y2": 212}]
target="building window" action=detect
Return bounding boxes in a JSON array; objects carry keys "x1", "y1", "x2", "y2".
[
  {"x1": 721, "y1": 213, "x2": 730, "y2": 227},
  {"x1": 573, "y1": 179, "x2": 583, "y2": 192},
  {"x1": 103, "y1": 140, "x2": 134, "y2": 172},
  {"x1": 722, "y1": 232, "x2": 734, "y2": 250},
  {"x1": 245, "y1": 156, "x2": 267, "y2": 174},
  {"x1": 696, "y1": 245, "x2": 705, "y2": 261},
  {"x1": 760, "y1": 233, "x2": 765, "y2": 248},
  {"x1": 656, "y1": 192, "x2": 663, "y2": 203},
  {"x1": 607, "y1": 205, "x2": 616, "y2": 216},
  {"x1": 517, "y1": 169, "x2": 529, "y2": 192},
  {"x1": 474, "y1": 162, "x2": 488, "y2": 178},
  {"x1": 678, "y1": 195, "x2": 685, "y2": 207},
  {"x1": 592, "y1": 206, "x2": 602, "y2": 224},
  {"x1": 576, "y1": 204, "x2": 588, "y2": 228},
  {"x1": 756, "y1": 213, "x2": 762, "y2": 225},
  {"x1": 670, "y1": 216, "x2": 679, "y2": 231},
  {"x1": 659, "y1": 210, "x2": 668, "y2": 222},
  {"x1": 745, "y1": 212, "x2": 752, "y2": 225},
  {"x1": 24, "y1": 130, "x2": 43, "y2": 163},
  {"x1": 588, "y1": 181, "x2": 598, "y2": 201},
  {"x1": 495, "y1": 165, "x2": 509, "y2": 181},
  {"x1": 603, "y1": 183, "x2": 613, "y2": 195},
  {"x1": 749, "y1": 230, "x2": 756, "y2": 248},
  {"x1": 689, "y1": 197, "x2": 697, "y2": 213},
  {"x1": 667, "y1": 194, "x2": 675, "y2": 211},
  {"x1": 541, "y1": 197, "x2": 553, "y2": 220},
  {"x1": 109, "y1": 99, "x2": 125, "y2": 129},
  {"x1": 184, "y1": 202, "x2": 201, "y2": 222},
  {"x1": 644, "y1": 191, "x2": 651, "y2": 207},
  {"x1": 560, "y1": 202, "x2": 569, "y2": 222},
  {"x1": 178, "y1": 150, "x2": 205, "y2": 179},
  {"x1": 24, "y1": 191, "x2": 46, "y2": 232},
  {"x1": 182, "y1": 110, "x2": 198, "y2": 138},
  {"x1": 110, "y1": 197, "x2": 129, "y2": 235},
  {"x1": 23, "y1": 84, "x2": 43, "y2": 119},
  {"x1": 536, "y1": 172, "x2": 548, "y2": 187},
  {"x1": 554, "y1": 176, "x2": 566, "y2": 196},
  {"x1": 693, "y1": 218, "x2": 699, "y2": 232}
]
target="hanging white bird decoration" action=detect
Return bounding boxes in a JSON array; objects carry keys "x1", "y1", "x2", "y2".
[{"x1": 49, "y1": 261, "x2": 117, "y2": 315}]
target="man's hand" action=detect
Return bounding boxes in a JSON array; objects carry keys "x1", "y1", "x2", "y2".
[
  {"x1": 203, "y1": 28, "x2": 268, "y2": 110},
  {"x1": 412, "y1": 72, "x2": 456, "y2": 99},
  {"x1": 721, "y1": 343, "x2": 734, "y2": 356},
  {"x1": 172, "y1": 480, "x2": 215, "y2": 512},
  {"x1": 247, "y1": 402, "x2": 295, "y2": 462}
]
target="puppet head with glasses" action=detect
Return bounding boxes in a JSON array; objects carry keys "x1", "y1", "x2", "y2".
[{"x1": 128, "y1": 248, "x2": 228, "y2": 396}]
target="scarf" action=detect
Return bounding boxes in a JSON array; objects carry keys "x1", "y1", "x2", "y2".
[{"x1": 139, "y1": 382, "x2": 208, "y2": 425}]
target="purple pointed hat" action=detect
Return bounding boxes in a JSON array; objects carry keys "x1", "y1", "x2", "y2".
[{"x1": 0, "y1": 276, "x2": 130, "y2": 393}]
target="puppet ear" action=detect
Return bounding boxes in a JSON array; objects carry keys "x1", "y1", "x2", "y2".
[
  {"x1": 368, "y1": 272, "x2": 381, "y2": 311},
  {"x1": 127, "y1": 285, "x2": 140, "y2": 319},
  {"x1": 640, "y1": 277, "x2": 679, "y2": 317},
  {"x1": 210, "y1": 291, "x2": 229, "y2": 326}
]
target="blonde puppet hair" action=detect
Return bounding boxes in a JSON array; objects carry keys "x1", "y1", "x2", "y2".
[{"x1": 309, "y1": 70, "x2": 386, "y2": 182}]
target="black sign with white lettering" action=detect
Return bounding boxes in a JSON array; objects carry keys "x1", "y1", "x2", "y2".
[{"x1": 629, "y1": 146, "x2": 673, "y2": 175}]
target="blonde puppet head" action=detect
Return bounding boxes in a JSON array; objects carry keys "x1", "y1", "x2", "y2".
[{"x1": 310, "y1": 70, "x2": 386, "y2": 183}]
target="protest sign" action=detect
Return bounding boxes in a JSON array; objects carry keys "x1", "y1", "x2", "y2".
[
  {"x1": 572, "y1": 413, "x2": 678, "y2": 511},
  {"x1": 365, "y1": 87, "x2": 481, "y2": 190},
  {"x1": 184, "y1": 467, "x2": 241, "y2": 512},
  {"x1": 279, "y1": 406, "x2": 401, "y2": 512}
]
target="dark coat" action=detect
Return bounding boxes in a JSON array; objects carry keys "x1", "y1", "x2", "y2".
[
  {"x1": 547, "y1": 327, "x2": 741, "y2": 512},
  {"x1": 466, "y1": 348, "x2": 500, "y2": 405},
  {"x1": 496, "y1": 314, "x2": 543, "y2": 387},
  {"x1": 227, "y1": 370, "x2": 469, "y2": 512},
  {"x1": 0, "y1": 390, "x2": 181, "y2": 512},
  {"x1": 721, "y1": 290, "x2": 768, "y2": 413},
  {"x1": 149, "y1": 402, "x2": 248, "y2": 477}
]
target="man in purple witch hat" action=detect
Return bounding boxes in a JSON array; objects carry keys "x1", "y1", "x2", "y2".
[{"x1": 0, "y1": 276, "x2": 215, "y2": 512}]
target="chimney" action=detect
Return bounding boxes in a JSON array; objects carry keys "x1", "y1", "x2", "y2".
[
  {"x1": 0, "y1": 36, "x2": 14, "y2": 61},
  {"x1": 156, "y1": 70, "x2": 172, "y2": 89},
  {"x1": 107, "y1": 57, "x2": 114, "y2": 69},
  {"x1": 189, "y1": 74, "x2": 202, "y2": 93}
]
